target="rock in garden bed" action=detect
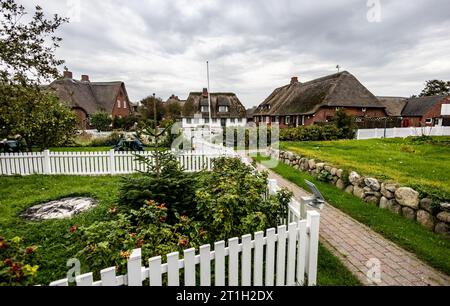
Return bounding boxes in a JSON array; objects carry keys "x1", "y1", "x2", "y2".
[{"x1": 21, "y1": 197, "x2": 98, "y2": 221}]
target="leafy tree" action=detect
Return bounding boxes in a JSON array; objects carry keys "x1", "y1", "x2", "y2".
[
  {"x1": 0, "y1": 0, "x2": 70, "y2": 146},
  {"x1": 138, "y1": 95, "x2": 165, "y2": 123},
  {"x1": 90, "y1": 111, "x2": 112, "y2": 132},
  {"x1": 164, "y1": 101, "x2": 182, "y2": 119},
  {"x1": 334, "y1": 109, "x2": 357, "y2": 139},
  {"x1": 14, "y1": 92, "x2": 77, "y2": 150},
  {"x1": 419, "y1": 80, "x2": 450, "y2": 97}
]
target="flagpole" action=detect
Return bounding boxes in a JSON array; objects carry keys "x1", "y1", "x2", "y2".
[{"x1": 206, "y1": 61, "x2": 212, "y2": 143}]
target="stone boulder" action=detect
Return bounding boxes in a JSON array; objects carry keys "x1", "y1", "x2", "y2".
[
  {"x1": 365, "y1": 196, "x2": 380, "y2": 205},
  {"x1": 437, "y1": 211, "x2": 450, "y2": 223},
  {"x1": 336, "y1": 179, "x2": 346, "y2": 190},
  {"x1": 388, "y1": 201, "x2": 402, "y2": 215},
  {"x1": 416, "y1": 210, "x2": 435, "y2": 230},
  {"x1": 316, "y1": 163, "x2": 325, "y2": 171},
  {"x1": 434, "y1": 223, "x2": 450, "y2": 237},
  {"x1": 345, "y1": 185, "x2": 354, "y2": 194},
  {"x1": 353, "y1": 186, "x2": 365, "y2": 199},
  {"x1": 21, "y1": 197, "x2": 98, "y2": 221},
  {"x1": 419, "y1": 198, "x2": 434, "y2": 214},
  {"x1": 330, "y1": 168, "x2": 338, "y2": 176},
  {"x1": 324, "y1": 165, "x2": 332, "y2": 172},
  {"x1": 364, "y1": 178, "x2": 381, "y2": 191},
  {"x1": 336, "y1": 169, "x2": 344, "y2": 178},
  {"x1": 395, "y1": 187, "x2": 419, "y2": 209},
  {"x1": 384, "y1": 183, "x2": 399, "y2": 193},
  {"x1": 379, "y1": 197, "x2": 389, "y2": 209},
  {"x1": 308, "y1": 159, "x2": 316, "y2": 170},
  {"x1": 349, "y1": 171, "x2": 361, "y2": 186},
  {"x1": 440, "y1": 202, "x2": 450, "y2": 212},
  {"x1": 402, "y1": 207, "x2": 416, "y2": 220}
]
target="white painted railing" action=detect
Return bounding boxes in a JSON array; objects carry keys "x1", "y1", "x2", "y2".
[
  {"x1": 356, "y1": 126, "x2": 450, "y2": 140},
  {"x1": 0, "y1": 150, "x2": 235, "y2": 176},
  {"x1": 49, "y1": 210, "x2": 320, "y2": 287}
]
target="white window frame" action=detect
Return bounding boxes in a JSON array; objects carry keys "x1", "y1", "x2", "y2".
[
  {"x1": 285, "y1": 116, "x2": 290, "y2": 125},
  {"x1": 186, "y1": 118, "x2": 192, "y2": 124},
  {"x1": 117, "y1": 100, "x2": 121, "y2": 108},
  {"x1": 425, "y1": 118, "x2": 433, "y2": 124},
  {"x1": 238, "y1": 118, "x2": 242, "y2": 123},
  {"x1": 123, "y1": 101, "x2": 127, "y2": 109},
  {"x1": 230, "y1": 118, "x2": 235, "y2": 123},
  {"x1": 219, "y1": 106, "x2": 229, "y2": 113},
  {"x1": 201, "y1": 106, "x2": 209, "y2": 112},
  {"x1": 204, "y1": 118, "x2": 209, "y2": 124},
  {"x1": 362, "y1": 108, "x2": 367, "y2": 112}
]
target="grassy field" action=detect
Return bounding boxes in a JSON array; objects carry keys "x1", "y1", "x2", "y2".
[
  {"x1": 0, "y1": 174, "x2": 359, "y2": 285},
  {"x1": 281, "y1": 137, "x2": 450, "y2": 201},
  {"x1": 255, "y1": 155, "x2": 450, "y2": 276}
]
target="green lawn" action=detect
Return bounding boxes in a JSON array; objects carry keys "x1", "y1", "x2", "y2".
[
  {"x1": 280, "y1": 137, "x2": 450, "y2": 201},
  {"x1": 317, "y1": 243, "x2": 361, "y2": 286},
  {"x1": 0, "y1": 175, "x2": 124, "y2": 284},
  {"x1": 255, "y1": 155, "x2": 450, "y2": 276},
  {"x1": 0, "y1": 174, "x2": 359, "y2": 286}
]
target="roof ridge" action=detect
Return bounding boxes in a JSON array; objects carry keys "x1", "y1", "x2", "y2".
[{"x1": 322, "y1": 72, "x2": 347, "y2": 105}]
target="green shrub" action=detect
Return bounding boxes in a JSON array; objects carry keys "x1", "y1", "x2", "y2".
[
  {"x1": 0, "y1": 236, "x2": 39, "y2": 286},
  {"x1": 90, "y1": 111, "x2": 112, "y2": 132},
  {"x1": 280, "y1": 125, "x2": 343, "y2": 141}
]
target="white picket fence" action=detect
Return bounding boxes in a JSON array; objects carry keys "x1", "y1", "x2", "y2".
[
  {"x1": 356, "y1": 126, "x2": 450, "y2": 140},
  {"x1": 49, "y1": 211, "x2": 320, "y2": 287},
  {"x1": 0, "y1": 150, "x2": 235, "y2": 176}
]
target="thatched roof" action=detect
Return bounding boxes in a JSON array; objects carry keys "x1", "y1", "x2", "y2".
[
  {"x1": 165, "y1": 95, "x2": 186, "y2": 107},
  {"x1": 246, "y1": 106, "x2": 257, "y2": 119},
  {"x1": 377, "y1": 96, "x2": 407, "y2": 117},
  {"x1": 402, "y1": 95, "x2": 449, "y2": 117},
  {"x1": 182, "y1": 91, "x2": 246, "y2": 118},
  {"x1": 254, "y1": 71, "x2": 384, "y2": 116},
  {"x1": 48, "y1": 78, "x2": 130, "y2": 115}
]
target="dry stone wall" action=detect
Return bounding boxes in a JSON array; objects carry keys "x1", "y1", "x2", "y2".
[{"x1": 269, "y1": 148, "x2": 450, "y2": 237}]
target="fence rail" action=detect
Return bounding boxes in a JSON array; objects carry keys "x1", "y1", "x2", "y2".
[
  {"x1": 0, "y1": 150, "x2": 235, "y2": 176},
  {"x1": 356, "y1": 126, "x2": 450, "y2": 140},
  {"x1": 49, "y1": 211, "x2": 320, "y2": 287}
]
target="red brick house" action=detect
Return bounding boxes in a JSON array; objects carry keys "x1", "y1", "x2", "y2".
[
  {"x1": 253, "y1": 71, "x2": 386, "y2": 128},
  {"x1": 401, "y1": 95, "x2": 450, "y2": 127},
  {"x1": 48, "y1": 71, "x2": 133, "y2": 129}
]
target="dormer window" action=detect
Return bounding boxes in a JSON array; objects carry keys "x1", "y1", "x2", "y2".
[
  {"x1": 219, "y1": 106, "x2": 229, "y2": 112},
  {"x1": 201, "y1": 106, "x2": 209, "y2": 112}
]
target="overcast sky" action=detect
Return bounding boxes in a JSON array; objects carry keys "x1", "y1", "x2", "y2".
[{"x1": 22, "y1": 0, "x2": 450, "y2": 107}]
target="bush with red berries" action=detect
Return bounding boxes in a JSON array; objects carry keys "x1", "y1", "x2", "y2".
[{"x1": 0, "y1": 236, "x2": 39, "y2": 286}]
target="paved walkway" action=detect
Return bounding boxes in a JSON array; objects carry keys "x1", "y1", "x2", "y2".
[{"x1": 257, "y1": 164, "x2": 450, "y2": 286}]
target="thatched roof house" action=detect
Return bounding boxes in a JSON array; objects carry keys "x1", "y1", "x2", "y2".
[
  {"x1": 400, "y1": 95, "x2": 450, "y2": 127},
  {"x1": 48, "y1": 71, "x2": 133, "y2": 128},
  {"x1": 376, "y1": 97, "x2": 408, "y2": 117},
  {"x1": 253, "y1": 71, "x2": 386, "y2": 127},
  {"x1": 182, "y1": 88, "x2": 246, "y2": 119}
]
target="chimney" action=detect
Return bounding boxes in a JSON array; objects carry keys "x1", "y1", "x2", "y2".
[
  {"x1": 290, "y1": 76, "x2": 299, "y2": 85},
  {"x1": 202, "y1": 88, "x2": 208, "y2": 97},
  {"x1": 81, "y1": 75, "x2": 90, "y2": 82},
  {"x1": 63, "y1": 70, "x2": 73, "y2": 79}
]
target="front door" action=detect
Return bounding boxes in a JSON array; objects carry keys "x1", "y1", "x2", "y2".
[{"x1": 221, "y1": 118, "x2": 226, "y2": 127}]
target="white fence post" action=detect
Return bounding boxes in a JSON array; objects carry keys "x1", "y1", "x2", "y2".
[
  {"x1": 43, "y1": 150, "x2": 51, "y2": 175},
  {"x1": 127, "y1": 249, "x2": 142, "y2": 286},
  {"x1": 306, "y1": 211, "x2": 320, "y2": 286},
  {"x1": 109, "y1": 149, "x2": 115, "y2": 175}
]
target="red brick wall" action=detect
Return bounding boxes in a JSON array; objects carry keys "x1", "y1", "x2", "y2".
[
  {"x1": 255, "y1": 106, "x2": 387, "y2": 128},
  {"x1": 112, "y1": 87, "x2": 132, "y2": 118}
]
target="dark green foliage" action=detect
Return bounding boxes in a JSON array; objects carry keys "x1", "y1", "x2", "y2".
[
  {"x1": 280, "y1": 125, "x2": 342, "y2": 141},
  {"x1": 418, "y1": 80, "x2": 450, "y2": 97},
  {"x1": 195, "y1": 157, "x2": 283, "y2": 241},
  {"x1": 90, "y1": 111, "x2": 112, "y2": 132},
  {"x1": 334, "y1": 109, "x2": 357, "y2": 139},
  {"x1": 112, "y1": 114, "x2": 141, "y2": 131}
]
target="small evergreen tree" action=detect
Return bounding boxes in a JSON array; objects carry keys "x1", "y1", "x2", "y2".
[{"x1": 334, "y1": 109, "x2": 357, "y2": 139}]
